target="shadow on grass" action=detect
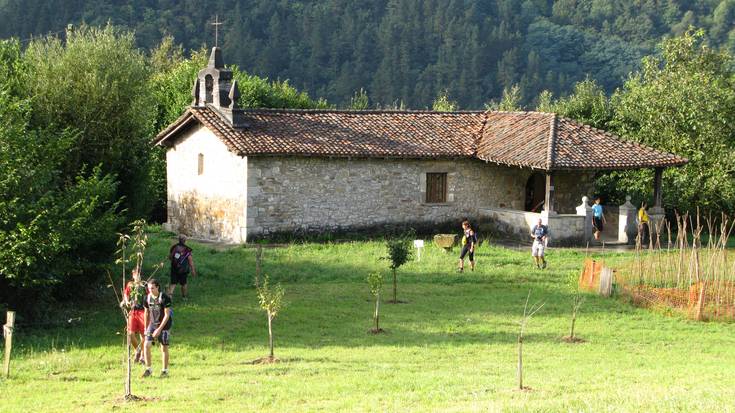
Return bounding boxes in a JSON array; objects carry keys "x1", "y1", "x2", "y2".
[{"x1": 11, "y1": 237, "x2": 633, "y2": 355}]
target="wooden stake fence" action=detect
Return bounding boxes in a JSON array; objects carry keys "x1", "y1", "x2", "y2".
[{"x1": 3, "y1": 311, "x2": 15, "y2": 379}]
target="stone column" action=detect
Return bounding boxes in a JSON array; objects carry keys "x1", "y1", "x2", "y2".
[
  {"x1": 618, "y1": 196, "x2": 637, "y2": 244},
  {"x1": 576, "y1": 196, "x2": 593, "y2": 243}
]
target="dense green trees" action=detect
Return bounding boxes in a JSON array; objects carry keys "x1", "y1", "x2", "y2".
[
  {"x1": 538, "y1": 30, "x2": 735, "y2": 214},
  {"x1": 0, "y1": 39, "x2": 122, "y2": 317},
  {"x1": 0, "y1": 26, "x2": 328, "y2": 317},
  {"x1": 1, "y1": 0, "x2": 733, "y2": 109},
  {"x1": 610, "y1": 30, "x2": 735, "y2": 213},
  {"x1": 23, "y1": 25, "x2": 157, "y2": 218}
]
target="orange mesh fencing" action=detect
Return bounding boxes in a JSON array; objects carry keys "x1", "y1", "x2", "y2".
[
  {"x1": 579, "y1": 258, "x2": 603, "y2": 292},
  {"x1": 607, "y1": 265, "x2": 735, "y2": 322}
]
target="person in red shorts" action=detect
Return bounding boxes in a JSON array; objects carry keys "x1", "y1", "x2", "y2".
[{"x1": 120, "y1": 268, "x2": 147, "y2": 364}]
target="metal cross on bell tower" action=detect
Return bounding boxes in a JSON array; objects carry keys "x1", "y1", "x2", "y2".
[{"x1": 211, "y1": 14, "x2": 223, "y2": 47}]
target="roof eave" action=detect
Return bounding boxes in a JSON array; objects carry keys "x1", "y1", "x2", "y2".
[
  {"x1": 548, "y1": 160, "x2": 689, "y2": 171},
  {"x1": 154, "y1": 110, "x2": 198, "y2": 146}
]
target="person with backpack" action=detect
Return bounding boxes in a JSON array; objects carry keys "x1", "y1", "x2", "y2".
[
  {"x1": 457, "y1": 220, "x2": 477, "y2": 272},
  {"x1": 142, "y1": 278, "x2": 173, "y2": 378},
  {"x1": 167, "y1": 234, "x2": 196, "y2": 300},
  {"x1": 530, "y1": 217, "x2": 549, "y2": 269}
]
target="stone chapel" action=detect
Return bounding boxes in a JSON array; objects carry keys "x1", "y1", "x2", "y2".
[{"x1": 155, "y1": 48, "x2": 687, "y2": 244}]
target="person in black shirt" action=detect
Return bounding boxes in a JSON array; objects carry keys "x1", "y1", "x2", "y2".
[
  {"x1": 142, "y1": 279, "x2": 173, "y2": 378},
  {"x1": 457, "y1": 220, "x2": 477, "y2": 272},
  {"x1": 167, "y1": 234, "x2": 197, "y2": 300}
]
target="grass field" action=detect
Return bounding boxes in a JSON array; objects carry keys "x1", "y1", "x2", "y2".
[{"x1": 2, "y1": 228, "x2": 735, "y2": 412}]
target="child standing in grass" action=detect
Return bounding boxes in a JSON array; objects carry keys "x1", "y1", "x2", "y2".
[
  {"x1": 458, "y1": 220, "x2": 477, "y2": 272},
  {"x1": 121, "y1": 268, "x2": 147, "y2": 364},
  {"x1": 142, "y1": 279, "x2": 173, "y2": 378}
]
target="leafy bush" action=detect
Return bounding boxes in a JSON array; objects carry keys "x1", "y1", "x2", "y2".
[{"x1": 0, "y1": 39, "x2": 122, "y2": 319}]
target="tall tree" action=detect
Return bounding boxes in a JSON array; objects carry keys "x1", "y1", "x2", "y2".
[
  {"x1": 609, "y1": 29, "x2": 735, "y2": 212},
  {"x1": 23, "y1": 24, "x2": 157, "y2": 218}
]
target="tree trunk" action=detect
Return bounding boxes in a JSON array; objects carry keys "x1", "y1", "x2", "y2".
[
  {"x1": 267, "y1": 311, "x2": 274, "y2": 359},
  {"x1": 392, "y1": 269, "x2": 397, "y2": 302},
  {"x1": 125, "y1": 332, "x2": 131, "y2": 397},
  {"x1": 374, "y1": 292, "x2": 380, "y2": 330},
  {"x1": 517, "y1": 335, "x2": 523, "y2": 390}
]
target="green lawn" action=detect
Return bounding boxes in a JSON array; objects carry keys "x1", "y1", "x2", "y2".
[{"x1": 2, "y1": 230, "x2": 734, "y2": 412}]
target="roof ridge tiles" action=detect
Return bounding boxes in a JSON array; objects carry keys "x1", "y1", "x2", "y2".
[
  {"x1": 486, "y1": 110, "x2": 554, "y2": 116},
  {"x1": 156, "y1": 106, "x2": 688, "y2": 170},
  {"x1": 546, "y1": 113, "x2": 557, "y2": 170},
  {"x1": 204, "y1": 107, "x2": 486, "y2": 115}
]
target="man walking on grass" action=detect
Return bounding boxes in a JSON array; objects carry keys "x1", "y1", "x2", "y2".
[
  {"x1": 530, "y1": 218, "x2": 548, "y2": 269},
  {"x1": 142, "y1": 279, "x2": 172, "y2": 378},
  {"x1": 168, "y1": 234, "x2": 196, "y2": 300}
]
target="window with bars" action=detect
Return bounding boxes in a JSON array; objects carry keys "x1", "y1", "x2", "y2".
[
  {"x1": 425, "y1": 173, "x2": 447, "y2": 203},
  {"x1": 198, "y1": 153, "x2": 204, "y2": 175}
]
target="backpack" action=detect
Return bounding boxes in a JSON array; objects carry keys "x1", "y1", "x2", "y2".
[
  {"x1": 171, "y1": 244, "x2": 191, "y2": 275},
  {"x1": 463, "y1": 229, "x2": 478, "y2": 245},
  {"x1": 147, "y1": 293, "x2": 173, "y2": 329}
]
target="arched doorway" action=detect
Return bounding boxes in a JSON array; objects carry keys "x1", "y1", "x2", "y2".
[{"x1": 524, "y1": 172, "x2": 546, "y2": 212}]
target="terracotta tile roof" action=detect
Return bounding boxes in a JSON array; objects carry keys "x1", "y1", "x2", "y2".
[
  {"x1": 476, "y1": 111, "x2": 555, "y2": 169},
  {"x1": 155, "y1": 106, "x2": 688, "y2": 170},
  {"x1": 552, "y1": 117, "x2": 688, "y2": 170},
  {"x1": 157, "y1": 107, "x2": 484, "y2": 158}
]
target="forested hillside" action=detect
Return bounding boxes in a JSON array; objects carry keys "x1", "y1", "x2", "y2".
[{"x1": 1, "y1": 0, "x2": 734, "y2": 108}]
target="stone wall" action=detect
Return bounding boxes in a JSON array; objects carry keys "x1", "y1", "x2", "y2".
[
  {"x1": 162, "y1": 126, "x2": 599, "y2": 243},
  {"x1": 480, "y1": 208, "x2": 541, "y2": 240},
  {"x1": 245, "y1": 157, "x2": 529, "y2": 238},
  {"x1": 554, "y1": 171, "x2": 595, "y2": 214},
  {"x1": 165, "y1": 124, "x2": 248, "y2": 243},
  {"x1": 479, "y1": 208, "x2": 586, "y2": 245},
  {"x1": 546, "y1": 214, "x2": 586, "y2": 245}
]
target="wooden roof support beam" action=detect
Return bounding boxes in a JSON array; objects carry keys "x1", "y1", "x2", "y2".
[{"x1": 653, "y1": 167, "x2": 663, "y2": 210}]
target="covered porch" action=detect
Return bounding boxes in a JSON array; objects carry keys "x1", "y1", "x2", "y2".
[{"x1": 472, "y1": 112, "x2": 688, "y2": 246}]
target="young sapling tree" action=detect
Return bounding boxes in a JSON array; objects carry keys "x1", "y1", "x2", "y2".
[
  {"x1": 517, "y1": 290, "x2": 544, "y2": 391},
  {"x1": 112, "y1": 219, "x2": 147, "y2": 401},
  {"x1": 367, "y1": 271, "x2": 385, "y2": 333},
  {"x1": 385, "y1": 239, "x2": 411, "y2": 303},
  {"x1": 256, "y1": 275, "x2": 285, "y2": 363},
  {"x1": 563, "y1": 287, "x2": 585, "y2": 343}
]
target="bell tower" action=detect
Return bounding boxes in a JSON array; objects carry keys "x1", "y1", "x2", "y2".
[{"x1": 191, "y1": 47, "x2": 246, "y2": 128}]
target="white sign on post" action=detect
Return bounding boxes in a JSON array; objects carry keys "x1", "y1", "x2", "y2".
[{"x1": 413, "y1": 240, "x2": 424, "y2": 261}]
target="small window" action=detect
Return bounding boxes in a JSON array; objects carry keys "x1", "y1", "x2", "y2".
[
  {"x1": 426, "y1": 173, "x2": 447, "y2": 203},
  {"x1": 197, "y1": 153, "x2": 204, "y2": 175}
]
